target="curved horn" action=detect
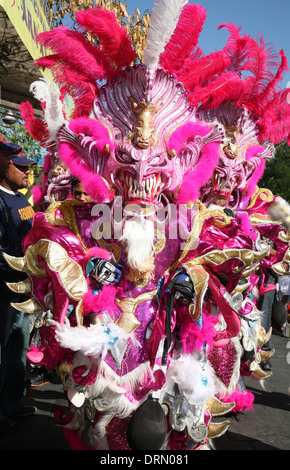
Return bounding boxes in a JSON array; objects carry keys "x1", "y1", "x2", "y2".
[
  {"x1": 207, "y1": 420, "x2": 230, "y2": 439},
  {"x1": 11, "y1": 298, "x2": 43, "y2": 314},
  {"x1": 3, "y1": 253, "x2": 25, "y2": 271},
  {"x1": 206, "y1": 397, "x2": 236, "y2": 417},
  {"x1": 6, "y1": 278, "x2": 31, "y2": 294}
]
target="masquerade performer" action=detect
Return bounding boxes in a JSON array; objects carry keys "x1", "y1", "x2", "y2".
[
  {"x1": 6, "y1": 0, "x2": 289, "y2": 450},
  {"x1": 196, "y1": 24, "x2": 290, "y2": 384}
]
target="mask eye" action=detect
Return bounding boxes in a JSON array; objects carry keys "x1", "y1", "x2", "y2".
[
  {"x1": 151, "y1": 155, "x2": 167, "y2": 167},
  {"x1": 151, "y1": 156, "x2": 161, "y2": 165},
  {"x1": 116, "y1": 152, "x2": 132, "y2": 163}
]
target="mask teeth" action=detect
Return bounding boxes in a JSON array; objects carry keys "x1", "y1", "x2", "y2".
[{"x1": 124, "y1": 174, "x2": 160, "y2": 200}]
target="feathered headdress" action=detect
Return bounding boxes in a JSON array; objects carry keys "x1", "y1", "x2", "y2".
[{"x1": 19, "y1": 1, "x2": 290, "y2": 208}]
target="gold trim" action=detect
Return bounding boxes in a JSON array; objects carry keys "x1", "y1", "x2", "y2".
[
  {"x1": 6, "y1": 278, "x2": 31, "y2": 294},
  {"x1": 257, "y1": 327, "x2": 272, "y2": 349},
  {"x1": 251, "y1": 367, "x2": 272, "y2": 380},
  {"x1": 11, "y1": 298, "x2": 42, "y2": 314},
  {"x1": 3, "y1": 253, "x2": 25, "y2": 271},
  {"x1": 45, "y1": 199, "x2": 88, "y2": 250},
  {"x1": 183, "y1": 246, "x2": 268, "y2": 273},
  {"x1": 207, "y1": 420, "x2": 230, "y2": 439},
  {"x1": 231, "y1": 282, "x2": 250, "y2": 295},
  {"x1": 260, "y1": 348, "x2": 275, "y2": 361},
  {"x1": 247, "y1": 187, "x2": 274, "y2": 210},
  {"x1": 115, "y1": 289, "x2": 157, "y2": 334},
  {"x1": 169, "y1": 201, "x2": 231, "y2": 272},
  {"x1": 206, "y1": 397, "x2": 235, "y2": 417},
  {"x1": 183, "y1": 264, "x2": 209, "y2": 321}
]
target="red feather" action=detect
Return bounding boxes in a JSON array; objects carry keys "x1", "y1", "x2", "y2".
[
  {"x1": 37, "y1": 55, "x2": 98, "y2": 118},
  {"x1": 220, "y1": 24, "x2": 282, "y2": 109},
  {"x1": 160, "y1": 4, "x2": 207, "y2": 73},
  {"x1": 239, "y1": 37, "x2": 281, "y2": 108},
  {"x1": 178, "y1": 50, "x2": 231, "y2": 91},
  {"x1": 247, "y1": 50, "x2": 289, "y2": 116},
  {"x1": 36, "y1": 27, "x2": 115, "y2": 81},
  {"x1": 258, "y1": 88, "x2": 290, "y2": 144},
  {"x1": 75, "y1": 8, "x2": 135, "y2": 70},
  {"x1": 219, "y1": 23, "x2": 250, "y2": 76},
  {"x1": 19, "y1": 101, "x2": 50, "y2": 146},
  {"x1": 190, "y1": 72, "x2": 245, "y2": 109}
]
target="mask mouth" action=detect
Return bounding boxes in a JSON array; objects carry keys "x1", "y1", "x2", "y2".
[
  {"x1": 212, "y1": 173, "x2": 240, "y2": 199},
  {"x1": 121, "y1": 171, "x2": 161, "y2": 205}
]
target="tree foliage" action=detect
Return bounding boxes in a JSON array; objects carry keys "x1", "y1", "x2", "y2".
[
  {"x1": 47, "y1": 0, "x2": 150, "y2": 62},
  {"x1": 259, "y1": 141, "x2": 290, "y2": 202},
  {"x1": 0, "y1": 107, "x2": 44, "y2": 176}
]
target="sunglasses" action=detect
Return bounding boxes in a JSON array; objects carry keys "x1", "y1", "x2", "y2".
[{"x1": 12, "y1": 163, "x2": 30, "y2": 172}]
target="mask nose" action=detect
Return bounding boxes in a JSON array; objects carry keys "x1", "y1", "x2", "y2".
[{"x1": 136, "y1": 161, "x2": 146, "y2": 191}]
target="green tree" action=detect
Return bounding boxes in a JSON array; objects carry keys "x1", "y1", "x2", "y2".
[
  {"x1": 259, "y1": 141, "x2": 290, "y2": 202},
  {"x1": 0, "y1": 107, "x2": 44, "y2": 177}
]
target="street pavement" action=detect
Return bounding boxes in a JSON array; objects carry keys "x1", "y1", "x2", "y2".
[{"x1": 0, "y1": 329, "x2": 289, "y2": 451}]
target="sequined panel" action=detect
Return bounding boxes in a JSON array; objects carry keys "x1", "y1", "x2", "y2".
[{"x1": 207, "y1": 341, "x2": 237, "y2": 388}]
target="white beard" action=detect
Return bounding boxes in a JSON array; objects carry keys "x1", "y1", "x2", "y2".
[{"x1": 121, "y1": 217, "x2": 155, "y2": 271}]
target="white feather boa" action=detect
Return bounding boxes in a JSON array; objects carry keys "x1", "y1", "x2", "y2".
[
  {"x1": 165, "y1": 350, "x2": 218, "y2": 406},
  {"x1": 51, "y1": 318, "x2": 138, "y2": 360},
  {"x1": 143, "y1": 0, "x2": 188, "y2": 68}
]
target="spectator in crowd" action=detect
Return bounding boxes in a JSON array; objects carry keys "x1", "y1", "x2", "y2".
[
  {"x1": 71, "y1": 176, "x2": 93, "y2": 203},
  {"x1": 0, "y1": 139, "x2": 37, "y2": 432}
]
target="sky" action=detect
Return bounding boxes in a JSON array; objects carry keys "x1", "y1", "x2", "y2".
[{"x1": 125, "y1": 0, "x2": 290, "y2": 89}]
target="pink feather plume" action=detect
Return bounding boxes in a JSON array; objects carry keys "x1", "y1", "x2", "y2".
[
  {"x1": 220, "y1": 24, "x2": 283, "y2": 111},
  {"x1": 249, "y1": 50, "x2": 289, "y2": 114},
  {"x1": 160, "y1": 4, "x2": 207, "y2": 73},
  {"x1": 19, "y1": 101, "x2": 50, "y2": 146},
  {"x1": 178, "y1": 50, "x2": 231, "y2": 91},
  {"x1": 37, "y1": 55, "x2": 98, "y2": 118},
  {"x1": 36, "y1": 27, "x2": 116, "y2": 82},
  {"x1": 190, "y1": 71, "x2": 245, "y2": 109},
  {"x1": 258, "y1": 88, "x2": 290, "y2": 144},
  {"x1": 75, "y1": 8, "x2": 135, "y2": 70},
  {"x1": 84, "y1": 246, "x2": 112, "y2": 262},
  {"x1": 82, "y1": 285, "x2": 118, "y2": 317}
]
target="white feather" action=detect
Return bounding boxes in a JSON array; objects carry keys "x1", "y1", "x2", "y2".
[
  {"x1": 29, "y1": 78, "x2": 66, "y2": 141},
  {"x1": 143, "y1": 0, "x2": 188, "y2": 68},
  {"x1": 166, "y1": 352, "x2": 218, "y2": 405},
  {"x1": 51, "y1": 318, "x2": 130, "y2": 359}
]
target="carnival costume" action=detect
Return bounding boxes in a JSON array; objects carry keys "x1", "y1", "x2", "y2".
[{"x1": 4, "y1": 0, "x2": 290, "y2": 450}]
